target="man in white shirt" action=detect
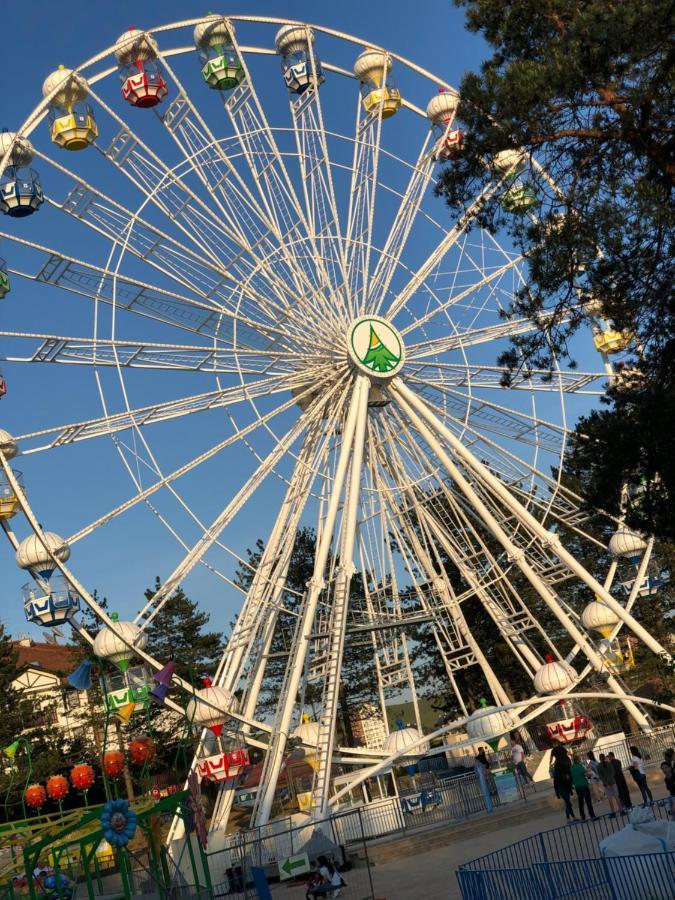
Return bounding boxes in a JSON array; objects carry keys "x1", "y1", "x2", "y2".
[{"x1": 511, "y1": 735, "x2": 534, "y2": 783}]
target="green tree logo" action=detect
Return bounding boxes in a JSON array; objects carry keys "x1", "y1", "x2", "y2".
[{"x1": 360, "y1": 324, "x2": 400, "y2": 373}]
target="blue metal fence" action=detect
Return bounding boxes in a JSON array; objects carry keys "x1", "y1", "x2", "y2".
[{"x1": 457, "y1": 802, "x2": 674, "y2": 900}]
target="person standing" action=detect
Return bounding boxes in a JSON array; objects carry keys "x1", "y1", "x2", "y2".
[
  {"x1": 585, "y1": 751, "x2": 604, "y2": 803},
  {"x1": 629, "y1": 747, "x2": 653, "y2": 805},
  {"x1": 608, "y1": 752, "x2": 632, "y2": 812},
  {"x1": 552, "y1": 745, "x2": 575, "y2": 821},
  {"x1": 511, "y1": 735, "x2": 534, "y2": 785},
  {"x1": 598, "y1": 753, "x2": 620, "y2": 816},
  {"x1": 571, "y1": 754, "x2": 596, "y2": 819},
  {"x1": 660, "y1": 760, "x2": 675, "y2": 814}
]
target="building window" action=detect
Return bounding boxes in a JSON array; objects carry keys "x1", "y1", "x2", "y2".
[{"x1": 63, "y1": 690, "x2": 81, "y2": 710}]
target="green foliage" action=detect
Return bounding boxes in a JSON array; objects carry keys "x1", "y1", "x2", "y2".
[
  {"x1": 232, "y1": 527, "x2": 379, "y2": 741},
  {"x1": 143, "y1": 579, "x2": 224, "y2": 680},
  {"x1": 0, "y1": 624, "x2": 23, "y2": 749},
  {"x1": 564, "y1": 367, "x2": 675, "y2": 537},
  {"x1": 443, "y1": 0, "x2": 675, "y2": 534}
]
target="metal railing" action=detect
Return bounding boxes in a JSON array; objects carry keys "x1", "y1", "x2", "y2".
[
  {"x1": 457, "y1": 802, "x2": 674, "y2": 899},
  {"x1": 203, "y1": 771, "x2": 497, "y2": 896},
  {"x1": 206, "y1": 806, "x2": 378, "y2": 898}
]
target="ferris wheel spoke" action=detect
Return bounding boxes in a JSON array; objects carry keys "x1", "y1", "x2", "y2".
[
  {"x1": 89, "y1": 86, "x2": 316, "y2": 331},
  {"x1": 405, "y1": 306, "x2": 573, "y2": 360},
  {"x1": 66, "y1": 375, "x2": 340, "y2": 546},
  {"x1": 92, "y1": 66, "x2": 269, "y2": 250},
  {"x1": 36, "y1": 148, "x2": 230, "y2": 298},
  {"x1": 34, "y1": 151, "x2": 301, "y2": 343},
  {"x1": 16, "y1": 373, "x2": 295, "y2": 452},
  {"x1": 416, "y1": 502, "x2": 544, "y2": 677},
  {"x1": 140, "y1": 393, "x2": 326, "y2": 629},
  {"x1": 160, "y1": 38, "x2": 332, "y2": 317},
  {"x1": 369, "y1": 130, "x2": 435, "y2": 315},
  {"x1": 383, "y1": 414, "x2": 568, "y2": 698},
  {"x1": 399, "y1": 253, "x2": 524, "y2": 338},
  {"x1": 384, "y1": 175, "x2": 510, "y2": 322},
  {"x1": 373, "y1": 497, "x2": 462, "y2": 677},
  {"x1": 380, "y1": 406, "x2": 565, "y2": 586},
  {"x1": 405, "y1": 360, "x2": 608, "y2": 395},
  {"x1": 373, "y1": 434, "x2": 509, "y2": 704},
  {"x1": 287, "y1": 62, "x2": 350, "y2": 304},
  {"x1": 0, "y1": 232, "x2": 275, "y2": 345},
  {"x1": 390, "y1": 377, "x2": 673, "y2": 668},
  {"x1": 223, "y1": 35, "x2": 329, "y2": 306},
  {"x1": 0, "y1": 330, "x2": 295, "y2": 376},
  {"x1": 417, "y1": 402, "x2": 597, "y2": 535},
  {"x1": 218, "y1": 418, "x2": 337, "y2": 705},
  {"x1": 403, "y1": 373, "x2": 567, "y2": 455},
  {"x1": 344, "y1": 96, "x2": 386, "y2": 316}
]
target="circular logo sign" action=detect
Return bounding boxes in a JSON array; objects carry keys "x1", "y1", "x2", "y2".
[{"x1": 348, "y1": 317, "x2": 404, "y2": 379}]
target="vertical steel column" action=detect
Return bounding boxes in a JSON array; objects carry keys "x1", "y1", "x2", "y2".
[{"x1": 254, "y1": 376, "x2": 369, "y2": 825}]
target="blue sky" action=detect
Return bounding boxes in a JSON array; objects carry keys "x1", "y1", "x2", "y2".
[{"x1": 0, "y1": 2, "x2": 605, "y2": 645}]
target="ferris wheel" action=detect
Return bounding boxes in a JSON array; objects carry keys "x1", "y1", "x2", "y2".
[{"x1": 0, "y1": 15, "x2": 671, "y2": 832}]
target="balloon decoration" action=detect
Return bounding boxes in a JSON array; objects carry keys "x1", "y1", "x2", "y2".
[
  {"x1": 25, "y1": 784, "x2": 46, "y2": 810},
  {"x1": 103, "y1": 750, "x2": 125, "y2": 780},
  {"x1": 45, "y1": 775, "x2": 69, "y2": 802},
  {"x1": 129, "y1": 736, "x2": 155, "y2": 767},
  {"x1": 100, "y1": 798, "x2": 137, "y2": 847},
  {"x1": 70, "y1": 764, "x2": 95, "y2": 791}
]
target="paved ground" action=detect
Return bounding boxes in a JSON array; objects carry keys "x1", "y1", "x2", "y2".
[{"x1": 365, "y1": 773, "x2": 671, "y2": 900}]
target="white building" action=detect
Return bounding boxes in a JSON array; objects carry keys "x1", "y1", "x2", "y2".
[{"x1": 12, "y1": 638, "x2": 98, "y2": 744}]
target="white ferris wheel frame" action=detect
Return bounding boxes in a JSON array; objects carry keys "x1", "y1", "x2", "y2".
[{"x1": 0, "y1": 15, "x2": 670, "y2": 833}]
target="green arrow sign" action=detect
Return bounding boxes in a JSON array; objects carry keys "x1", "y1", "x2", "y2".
[{"x1": 279, "y1": 853, "x2": 310, "y2": 880}]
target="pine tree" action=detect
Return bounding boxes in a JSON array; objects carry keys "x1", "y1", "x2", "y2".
[
  {"x1": 440, "y1": 0, "x2": 675, "y2": 536},
  {"x1": 232, "y1": 528, "x2": 379, "y2": 740},
  {"x1": 143, "y1": 580, "x2": 224, "y2": 681},
  {"x1": 0, "y1": 624, "x2": 28, "y2": 755}
]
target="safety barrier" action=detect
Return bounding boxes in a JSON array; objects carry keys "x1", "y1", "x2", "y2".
[
  {"x1": 205, "y1": 806, "x2": 378, "y2": 898},
  {"x1": 457, "y1": 801, "x2": 674, "y2": 899},
  {"x1": 204, "y1": 771, "x2": 498, "y2": 895}
]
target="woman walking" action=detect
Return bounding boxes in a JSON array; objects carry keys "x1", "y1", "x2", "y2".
[{"x1": 629, "y1": 747, "x2": 653, "y2": 805}]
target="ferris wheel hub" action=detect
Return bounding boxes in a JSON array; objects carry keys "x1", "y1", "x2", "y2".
[{"x1": 347, "y1": 316, "x2": 405, "y2": 380}]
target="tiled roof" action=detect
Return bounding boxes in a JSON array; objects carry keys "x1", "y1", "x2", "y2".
[{"x1": 13, "y1": 641, "x2": 80, "y2": 675}]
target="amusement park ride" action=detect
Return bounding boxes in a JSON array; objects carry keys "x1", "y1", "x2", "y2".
[{"x1": 0, "y1": 13, "x2": 672, "y2": 898}]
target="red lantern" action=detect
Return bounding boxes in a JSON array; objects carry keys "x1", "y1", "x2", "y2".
[
  {"x1": 45, "y1": 775, "x2": 69, "y2": 802},
  {"x1": 103, "y1": 750, "x2": 126, "y2": 780},
  {"x1": 25, "y1": 784, "x2": 46, "y2": 809},
  {"x1": 70, "y1": 764, "x2": 95, "y2": 791},
  {"x1": 129, "y1": 736, "x2": 155, "y2": 766}
]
